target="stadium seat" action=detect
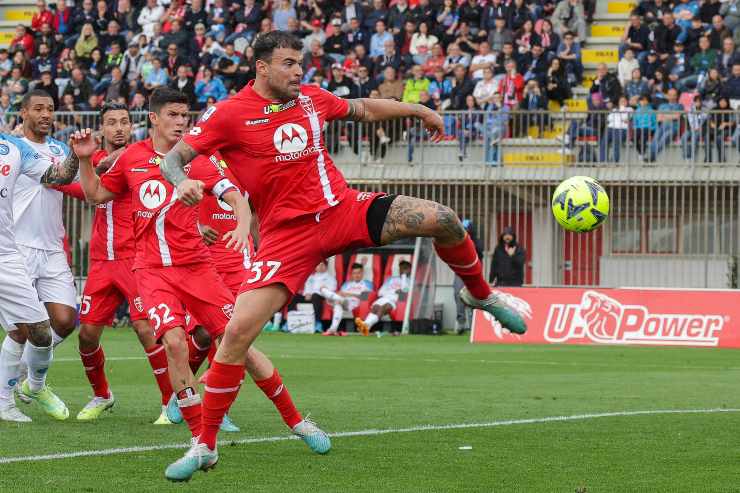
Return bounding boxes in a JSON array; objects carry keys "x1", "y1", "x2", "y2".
[{"x1": 383, "y1": 254, "x2": 413, "y2": 321}]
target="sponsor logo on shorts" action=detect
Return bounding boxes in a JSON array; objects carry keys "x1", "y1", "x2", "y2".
[
  {"x1": 246, "y1": 118, "x2": 269, "y2": 126},
  {"x1": 543, "y1": 291, "x2": 725, "y2": 347},
  {"x1": 0, "y1": 144, "x2": 9, "y2": 155},
  {"x1": 222, "y1": 304, "x2": 234, "y2": 319},
  {"x1": 133, "y1": 297, "x2": 144, "y2": 313},
  {"x1": 200, "y1": 106, "x2": 217, "y2": 122},
  {"x1": 263, "y1": 99, "x2": 296, "y2": 114},
  {"x1": 139, "y1": 180, "x2": 167, "y2": 209}
]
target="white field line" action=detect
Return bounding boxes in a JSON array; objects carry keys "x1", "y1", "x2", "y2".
[
  {"x1": 0, "y1": 408, "x2": 737, "y2": 465},
  {"x1": 52, "y1": 355, "x2": 740, "y2": 371}
]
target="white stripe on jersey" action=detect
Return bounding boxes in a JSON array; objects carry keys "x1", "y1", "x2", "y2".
[
  {"x1": 300, "y1": 95, "x2": 338, "y2": 207},
  {"x1": 155, "y1": 191, "x2": 178, "y2": 267},
  {"x1": 106, "y1": 202, "x2": 114, "y2": 261}
]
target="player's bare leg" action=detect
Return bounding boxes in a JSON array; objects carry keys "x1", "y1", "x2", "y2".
[
  {"x1": 246, "y1": 346, "x2": 331, "y2": 453},
  {"x1": 45, "y1": 302, "x2": 78, "y2": 347},
  {"x1": 161, "y1": 327, "x2": 202, "y2": 439},
  {"x1": 77, "y1": 324, "x2": 115, "y2": 420},
  {"x1": 379, "y1": 196, "x2": 526, "y2": 334},
  {"x1": 14, "y1": 321, "x2": 69, "y2": 420},
  {"x1": 355, "y1": 303, "x2": 392, "y2": 336}
]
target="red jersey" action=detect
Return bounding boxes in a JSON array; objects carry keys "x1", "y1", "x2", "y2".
[
  {"x1": 54, "y1": 149, "x2": 136, "y2": 261},
  {"x1": 182, "y1": 81, "x2": 350, "y2": 235},
  {"x1": 100, "y1": 139, "x2": 237, "y2": 270}
]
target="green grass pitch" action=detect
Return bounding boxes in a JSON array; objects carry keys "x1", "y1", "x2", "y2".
[{"x1": 1, "y1": 330, "x2": 739, "y2": 492}]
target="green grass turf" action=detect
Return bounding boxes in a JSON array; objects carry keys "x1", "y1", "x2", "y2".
[{"x1": 1, "y1": 330, "x2": 739, "y2": 492}]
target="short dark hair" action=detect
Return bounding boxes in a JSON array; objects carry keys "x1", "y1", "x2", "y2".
[
  {"x1": 399, "y1": 261, "x2": 412, "y2": 270},
  {"x1": 100, "y1": 101, "x2": 130, "y2": 119},
  {"x1": 21, "y1": 89, "x2": 55, "y2": 109},
  {"x1": 253, "y1": 31, "x2": 303, "y2": 63},
  {"x1": 351, "y1": 263, "x2": 364, "y2": 270},
  {"x1": 149, "y1": 87, "x2": 189, "y2": 114}
]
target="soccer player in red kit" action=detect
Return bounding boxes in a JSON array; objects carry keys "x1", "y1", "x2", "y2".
[
  {"x1": 55, "y1": 102, "x2": 175, "y2": 423},
  {"x1": 195, "y1": 171, "x2": 331, "y2": 449},
  {"x1": 69, "y1": 88, "x2": 252, "y2": 444},
  {"x1": 161, "y1": 31, "x2": 526, "y2": 481}
]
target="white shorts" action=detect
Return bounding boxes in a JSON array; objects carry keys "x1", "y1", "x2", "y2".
[
  {"x1": 373, "y1": 296, "x2": 398, "y2": 311},
  {"x1": 18, "y1": 245, "x2": 77, "y2": 309},
  {"x1": 343, "y1": 297, "x2": 360, "y2": 312},
  {"x1": 0, "y1": 253, "x2": 49, "y2": 331}
]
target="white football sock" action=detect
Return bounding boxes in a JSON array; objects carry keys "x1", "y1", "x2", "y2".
[
  {"x1": 23, "y1": 342, "x2": 52, "y2": 392},
  {"x1": 320, "y1": 288, "x2": 342, "y2": 304},
  {"x1": 273, "y1": 312, "x2": 283, "y2": 327},
  {"x1": 0, "y1": 337, "x2": 24, "y2": 401},
  {"x1": 51, "y1": 329, "x2": 65, "y2": 348},
  {"x1": 328, "y1": 303, "x2": 343, "y2": 332},
  {"x1": 364, "y1": 313, "x2": 380, "y2": 329}
]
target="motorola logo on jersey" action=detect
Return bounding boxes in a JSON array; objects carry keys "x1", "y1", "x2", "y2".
[
  {"x1": 139, "y1": 180, "x2": 167, "y2": 209},
  {"x1": 273, "y1": 123, "x2": 308, "y2": 154}
]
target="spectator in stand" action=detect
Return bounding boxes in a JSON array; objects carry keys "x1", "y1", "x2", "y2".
[
  {"x1": 144, "y1": 57, "x2": 169, "y2": 92},
  {"x1": 325, "y1": 19, "x2": 349, "y2": 63},
  {"x1": 624, "y1": 68, "x2": 650, "y2": 106},
  {"x1": 590, "y1": 63, "x2": 622, "y2": 108},
  {"x1": 137, "y1": 0, "x2": 164, "y2": 39},
  {"x1": 493, "y1": 41, "x2": 516, "y2": 76},
  {"x1": 707, "y1": 15, "x2": 732, "y2": 52},
  {"x1": 353, "y1": 44, "x2": 373, "y2": 74},
  {"x1": 160, "y1": 20, "x2": 192, "y2": 57},
  {"x1": 700, "y1": 0, "x2": 721, "y2": 24},
  {"x1": 35, "y1": 22, "x2": 58, "y2": 57},
  {"x1": 654, "y1": 12, "x2": 681, "y2": 62},
  {"x1": 10, "y1": 25, "x2": 35, "y2": 58},
  {"x1": 457, "y1": 94, "x2": 483, "y2": 160},
  {"x1": 720, "y1": 0, "x2": 740, "y2": 33},
  {"x1": 470, "y1": 41, "x2": 496, "y2": 80},
  {"x1": 620, "y1": 14, "x2": 651, "y2": 60},
  {"x1": 52, "y1": 1, "x2": 72, "y2": 44},
  {"x1": 473, "y1": 66, "x2": 498, "y2": 107},
  {"x1": 73, "y1": 0, "x2": 97, "y2": 36},
  {"x1": 437, "y1": 0, "x2": 460, "y2": 44},
  {"x1": 100, "y1": 66, "x2": 130, "y2": 103},
  {"x1": 717, "y1": 38, "x2": 739, "y2": 78},
  {"x1": 708, "y1": 96, "x2": 735, "y2": 162},
  {"x1": 302, "y1": 19, "x2": 327, "y2": 54},
  {"x1": 0, "y1": 50, "x2": 10, "y2": 79},
  {"x1": 514, "y1": 19, "x2": 540, "y2": 57},
  {"x1": 346, "y1": 17, "x2": 368, "y2": 49},
  {"x1": 721, "y1": 63, "x2": 740, "y2": 100},
  {"x1": 641, "y1": 50, "x2": 660, "y2": 81},
  {"x1": 121, "y1": 40, "x2": 144, "y2": 84},
  {"x1": 378, "y1": 66, "x2": 404, "y2": 100},
  {"x1": 354, "y1": 65, "x2": 376, "y2": 98},
  {"x1": 600, "y1": 96, "x2": 632, "y2": 163},
  {"x1": 507, "y1": 0, "x2": 532, "y2": 32},
  {"x1": 370, "y1": 20, "x2": 394, "y2": 58},
  {"x1": 388, "y1": 0, "x2": 410, "y2": 34},
  {"x1": 701, "y1": 67, "x2": 723, "y2": 106},
  {"x1": 195, "y1": 66, "x2": 227, "y2": 105},
  {"x1": 94, "y1": 0, "x2": 111, "y2": 34},
  {"x1": 522, "y1": 79, "x2": 548, "y2": 135},
  {"x1": 341, "y1": 0, "x2": 365, "y2": 27},
  {"x1": 444, "y1": 43, "x2": 471, "y2": 74},
  {"x1": 681, "y1": 95, "x2": 708, "y2": 161},
  {"x1": 455, "y1": 21, "x2": 480, "y2": 55},
  {"x1": 112, "y1": 0, "x2": 136, "y2": 34},
  {"x1": 483, "y1": 92, "x2": 508, "y2": 164},
  {"x1": 402, "y1": 65, "x2": 430, "y2": 103},
  {"x1": 648, "y1": 88, "x2": 683, "y2": 162},
  {"x1": 552, "y1": 0, "x2": 586, "y2": 42},
  {"x1": 87, "y1": 48, "x2": 106, "y2": 80},
  {"x1": 421, "y1": 44, "x2": 445, "y2": 76},
  {"x1": 682, "y1": 16, "x2": 704, "y2": 57},
  {"x1": 499, "y1": 59, "x2": 524, "y2": 108},
  {"x1": 409, "y1": 0, "x2": 434, "y2": 28},
  {"x1": 364, "y1": 0, "x2": 389, "y2": 33},
  {"x1": 410, "y1": 22, "x2": 438, "y2": 65},
  {"x1": 545, "y1": 57, "x2": 571, "y2": 105},
  {"x1": 673, "y1": 0, "x2": 699, "y2": 37},
  {"x1": 537, "y1": 19, "x2": 560, "y2": 57},
  {"x1": 429, "y1": 66, "x2": 453, "y2": 103},
  {"x1": 618, "y1": 49, "x2": 640, "y2": 87},
  {"x1": 665, "y1": 41, "x2": 691, "y2": 89},
  {"x1": 679, "y1": 35, "x2": 717, "y2": 91},
  {"x1": 31, "y1": 0, "x2": 54, "y2": 34},
  {"x1": 303, "y1": 39, "x2": 332, "y2": 82},
  {"x1": 31, "y1": 42, "x2": 56, "y2": 79},
  {"x1": 489, "y1": 227, "x2": 526, "y2": 287},
  {"x1": 272, "y1": 0, "x2": 297, "y2": 32},
  {"x1": 481, "y1": 0, "x2": 506, "y2": 37},
  {"x1": 449, "y1": 63, "x2": 475, "y2": 110},
  {"x1": 75, "y1": 23, "x2": 98, "y2": 60},
  {"x1": 374, "y1": 39, "x2": 402, "y2": 77},
  {"x1": 63, "y1": 68, "x2": 93, "y2": 106},
  {"x1": 521, "y1": 43, "x2": 548, "y2": 85},
  {"x1": 184, "y1": 0, "x2": 208, "y2": 33},
  {"x1": 227, "y1": 0, "x2": 261, "y2": 45},
  {"x1": 33, "y1": 70, "x2": 59, "y2": 108},
  {"x1": 487, "y1": 15, "x2": 513, "y2": 53},
  {"x1": 99, "y1": 20, "x2": 126, "y2": 54},
  {"x1": 396, "y1": 20, "x2": 415, "y2": 62},
  {"x1": 557, "y1": 31, "x2": 582, "y2": 84},
  {"x1": 632, "y1": 96, "x2": 656, "y2": 158}
]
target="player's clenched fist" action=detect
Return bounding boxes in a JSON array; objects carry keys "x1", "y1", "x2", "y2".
[
  {"x1": 176, "y1": 179, "x2": 204, "y2": 206},
  {"x1": 69, "y1": 128, "x2": 97, "y2": 158}
]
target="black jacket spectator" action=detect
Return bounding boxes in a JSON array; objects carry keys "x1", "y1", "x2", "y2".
[
  {"x1": 481, "y1": 1, "x2": 507, "y2": 32},
  {"x1": 234, "y1": 2, "x2": 262, "y2": 33},
  {"x1": 408, "y1": 1, "x2": 435, "y2": 28},
  {"x1": 387, "y1": 2, "x2": 410, "y2": 32},
  {"x1": 626, "y1": 23, "x2": 650, "y2": 53},
  {"x1": 32, "y1": 74, "x2": 59, "y2": 108},
  {"x1": 458, "y1": 0, "x2": 482, "y2": 28},
  {"x1": 653, "y1": 22, "x2": 681, "y2": 56},
  {"x1": 449, "y1": 75, "x2": 475, "y2": 109},
  {"x1": 507, "y1": 1, "x2": 532, "y2": 31},
  {"x1": 159, "y1": 22, "x2": 193, "y2": 57},
  {"x1": 184, "y1": 4, "x2": 209, "y2": 32},
  {"x1": 170, "y1": 75, "x2": 197, "y2": 105},
  {"x1": 63, "y1": 75, "x2": 93, "y2": 106},
  {"x1": 721, "y1": 74, "x2": 740, "y2": 99},
  {"x1": 489, "y1": 227, "x2": 526, "y2": 287},
  {"x1": 72, "y1": 5, "x2": 97, "y2": 34},
  {"x1": 324, "y1": 33, "x2": 349, "y2": 58},
  {"x1": 327, "y1": 73, "x2": 359, "y2": 99},
  {"x1": 590, "y1": 70, "x2": 622, "y2": 104}
]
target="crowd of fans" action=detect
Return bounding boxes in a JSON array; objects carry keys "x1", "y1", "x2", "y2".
[{"x1": 2, "y1": 0, "x2": 740, "y2": 163}]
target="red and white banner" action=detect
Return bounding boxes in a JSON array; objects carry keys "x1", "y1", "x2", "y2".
[{"x1": 471, "y1": 288, "x2": 740, "y2": 348}]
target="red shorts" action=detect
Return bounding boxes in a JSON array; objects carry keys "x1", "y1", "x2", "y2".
[
  {"x1": 239, "y1": 189, "x2": 385, "y2": 297},
  {"x1": 80, "y1": 258, "x2": 147, "y2": 325},
  {"x1": 135, "y1": 263, "x2": 235, "y2": 341},
  {"x1": 219, "y1": 269, "x2": 245, "y2": 297}
]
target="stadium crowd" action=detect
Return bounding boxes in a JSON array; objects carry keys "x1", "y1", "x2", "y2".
[{"x1": 1, "y1": 0, "x2": 740, "y2": 163}]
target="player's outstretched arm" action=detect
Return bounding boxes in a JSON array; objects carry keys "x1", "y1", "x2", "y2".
[
  {"x1": 69, "y1": 129, "x2": 117, "y2": 204},
  {"x1": 221, "y1": 189, "x2": 252, "y2": 252},
  {"x1": 39, "y1": 146, "x2": 80, "y2": 186},
  {"x1": 344, "y1": 98, "x2": 445, "y2": 142}
]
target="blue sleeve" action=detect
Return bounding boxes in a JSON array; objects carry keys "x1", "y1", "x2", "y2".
[
  {"x1": 49, "y1": 137, "x2": 70, "y2": 158},
  {"x1": 3, "y1": 134, "x2": 40, "y2": 167}
]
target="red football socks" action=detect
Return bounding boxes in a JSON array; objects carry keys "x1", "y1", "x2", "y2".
[
  {"x1": 187, "y1": 335, "x2": 210, "y2": 376},
  {"x1": 254, "y1": 369, "x2": 303, "y2": 429},
  {"x1": 80, "y1": 345, "x2": 110, "y2": 399},
  {"x1": 177, "y1": 388, "x2": 202, "y2": 438},
  {"x1": 434, "y1": 234, "x2": 492, "y2": 300},
  {"x1": 200, "y1": 361, "x2": 245, "y2": 450},
  {"x1": 145, "y1": 345, "x2": 174, "y2": 406}
]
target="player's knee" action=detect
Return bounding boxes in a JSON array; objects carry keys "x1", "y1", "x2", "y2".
[
  {"x1": 192, "y1": 326, "x2": 212, "y2": 349},
  {"x1": 162, "y1": 332, "x2": 189, "y2": 361},
  {"x1": 78, "y1": 326, "x2": 100, "y2": 351},
  {"x1": 51, "y1": 311, "x2": 77, "y2": 337},
  {"x1": 26, "y1": 322, "x2": 52, "y2": 347},
  {"x1": 8, "y1": 329, "x2": 27, "y2": 345},
  {"x1": 432, "y1": 204, "x2": 465, "y2": 242}
]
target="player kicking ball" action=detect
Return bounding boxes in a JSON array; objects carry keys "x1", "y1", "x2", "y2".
[
  {"x1": 355, "y1": 260, "x2": 411, "y2": 335},
  {"x1": 159, "y1": 31, "x2": 526, "y2": 481},
  {"x1": 0, "y1": 128, "x2": 79, "y2": 422},
  {"x1": 54, "y1": 102, "x2": 176, "y2": 423}
]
